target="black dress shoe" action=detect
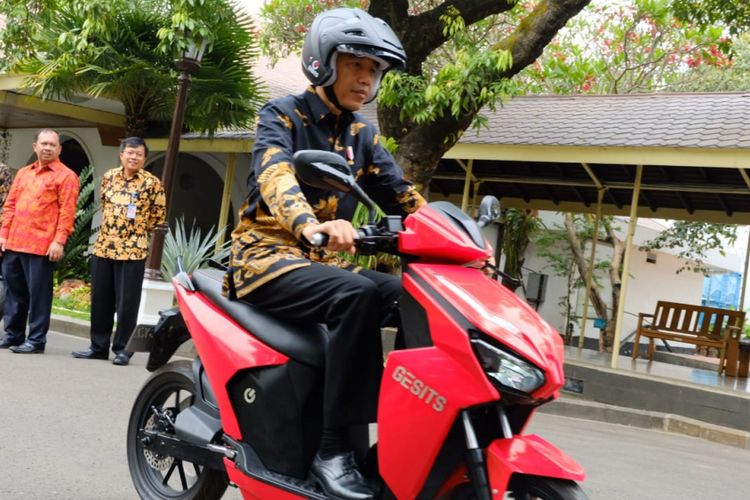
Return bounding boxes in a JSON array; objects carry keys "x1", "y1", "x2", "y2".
[
  {"x1": 112, "y1": 352, "x2": 130, "y2": 366},
  {"x1": 9, "y1": 342, "x2": 44, "y2": 354},
  {"x1": 311, "y1": 452, "x2": 374, "y2": 500},
  {"x1": 0, "y1": 339, "x2": 22, "y2": 349},
  {"x1": 72, "y1": 349, "x2": 108, "y2": 360}
]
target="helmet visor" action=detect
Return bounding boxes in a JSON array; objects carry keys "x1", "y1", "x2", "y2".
[{"x1": 336, "y1": 44, "x2": 399, "y2": 71}]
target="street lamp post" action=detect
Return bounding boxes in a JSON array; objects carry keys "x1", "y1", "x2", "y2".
[{"x1": 144, "y1": 39, "x2": 208, "y2": 280}]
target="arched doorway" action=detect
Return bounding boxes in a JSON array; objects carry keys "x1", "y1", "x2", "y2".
[{"x1": 147, "y1": 153, "x2": 234, "y2": 236}]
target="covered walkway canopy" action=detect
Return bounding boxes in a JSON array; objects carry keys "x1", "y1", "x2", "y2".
[{"x1": 434, "y1": 92, "x2": 750, "y2": 224}]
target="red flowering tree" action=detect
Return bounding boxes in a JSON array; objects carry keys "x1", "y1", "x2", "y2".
[{"x1": 520, "y1": 0, "x2": 731, "y2": 95}]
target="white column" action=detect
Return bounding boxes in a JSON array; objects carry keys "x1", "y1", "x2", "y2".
[{"x1": 137, "y1": 278, "x2": 175, "y2": 325}]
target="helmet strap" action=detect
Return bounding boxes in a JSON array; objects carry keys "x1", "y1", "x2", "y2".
[{"x1": 324, "y1": 84, "x2": 347, "y2": 113}]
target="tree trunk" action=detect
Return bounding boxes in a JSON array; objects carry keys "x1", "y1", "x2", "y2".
[
  {"x1": 375, "y1": 0, "x2": 592, "y2": 194},
  {"x1": 387, "y1": 112, "x2": 473, "y2": 195},
  {"x1": 124, "y1": 112, "x2": 149, "y2": 138},
  {"x1": 603, "y1": 223, "x2": 626, "y2": 353},
  {"x1": 563, "y1": 214, "x2": 608, "y2": 322}
]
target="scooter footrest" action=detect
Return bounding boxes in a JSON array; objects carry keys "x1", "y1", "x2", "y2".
[{"x1": 226, "y1": 437, "x2": 327, "y2": 499}]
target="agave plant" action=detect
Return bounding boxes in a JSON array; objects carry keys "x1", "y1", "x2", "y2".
[
  {"x1": 54, "y1": 164, "x2": 99, "y2": 284},
  {"x1": 161, "y1": 216, "x2": 231, "y2": 279}
]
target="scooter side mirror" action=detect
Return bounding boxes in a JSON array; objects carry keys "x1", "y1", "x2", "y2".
[
  {"x1": 293, "y1": 150, "x2": 355, "y2": 193},
  {"x1": 477, "y1": 195, "x2": 501, "y2": 228},
  {"x1": 292, "y1": 149, "x2": 379, "y2": 224}
]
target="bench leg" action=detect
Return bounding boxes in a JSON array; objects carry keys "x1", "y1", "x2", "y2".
[
  {"x1": 723, "y1": 340, "x2": 739, "y2": 376},
  {"x1": 647, "y1": 338, "x2": 656, "y2": 361},
  {"x1": 739, "y1": 349, "x2": 749, "y2": 378},
  {"x1": 632, "y1": 332, "x2": 641, "y2": 360}
]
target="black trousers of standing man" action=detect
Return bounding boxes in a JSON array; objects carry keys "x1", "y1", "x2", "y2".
[
  {"x1": 89, "y1": 255, "x2": 146, "y2": 355},
  {"x1": 241, "y1": 262, "x2": 401, "y2": 429},
  {"x1": 1, "y1": 250, "x2": 54, "y2": 348}
]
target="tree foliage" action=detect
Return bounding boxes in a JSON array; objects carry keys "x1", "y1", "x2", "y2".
[
  {"x1": 669, "y1": 33, "x2": 750, "y2": 91},
  {"x1": 520, "y1": 0, "x2": 730, "y2": 95},
  {"x1": 501, "y1": 208, "x2": 541, "y2": 289},
  {"x1": 0, "y1": 0, "x2": 265, "y2": 137},
  {"x1": 640, "y1": 221, "x2": 739, "y2": 274},
  {"x1": 672, "y1": 0, "x2": 750, "y2": 35},
  {"x1": 257, "y1": 0, "x2": 593, "y2": 194}
]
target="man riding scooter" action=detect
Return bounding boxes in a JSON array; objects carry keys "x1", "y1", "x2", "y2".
[{"x1": 224, "y1": 8, "x2": 425, "y2": 499}]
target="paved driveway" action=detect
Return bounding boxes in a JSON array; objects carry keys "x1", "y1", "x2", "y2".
[{"x1": 1, "y1": 331, "x2": 748, "y2": 499}]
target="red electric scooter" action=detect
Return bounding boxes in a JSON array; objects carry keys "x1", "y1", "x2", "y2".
[{"x1": 126, "y1": 150, "x2": 587, "y2": 499}]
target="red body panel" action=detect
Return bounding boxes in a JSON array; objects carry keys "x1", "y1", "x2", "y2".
[
  {"x1": 399, "y1": 205, "x2": 492, "y2": 263},
  {"x1": 378, "y1": 348, "x2": 497, "y2": 499},
  {"x1": 175, "y1": 282, "x2": 289, "y2": 439},
  {"x1": 409, "y1": 263, "x2": 565, "y2": 401},
  {"x1": 486, "y1": 435, "x2": 585, "y2": 494},
  {"x1": 402, "y1": 271, "x2": 498, "y2": 395}
]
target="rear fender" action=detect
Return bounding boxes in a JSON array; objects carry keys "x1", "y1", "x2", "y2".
[
  {"x1": 486, "y1": 435, "x2": 585, "y2": 493},
  {"x1": 126, "y1": 308, "x2": 191, "y2": 372}
]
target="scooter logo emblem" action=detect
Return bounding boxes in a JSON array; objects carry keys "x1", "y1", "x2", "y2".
[
  {"x1": 243, "y1": 388, "x2": 256, "y2": 404},
  {"x1": 392, "y1": 365, "x2": 446, "y2": 412}
]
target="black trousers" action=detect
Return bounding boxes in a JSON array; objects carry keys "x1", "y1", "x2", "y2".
[
  {"x1": 89, "y1": 256, "x2": 146, "y2": 354},
  {"x1": 1, "y1": 250, "x2": 54, "y2": 347},
  {"x1": 242, "y1": 263, "x2": 401, "y2": 429}
]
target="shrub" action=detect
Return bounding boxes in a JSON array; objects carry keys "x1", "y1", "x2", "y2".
[{"x1": 54, "y1": 164, "x2": 99, "y2": 284}]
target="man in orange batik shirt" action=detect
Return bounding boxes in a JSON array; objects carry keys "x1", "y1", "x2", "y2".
[{"x1": 0, "y1": 129, "x2": 79, "y2": 354}]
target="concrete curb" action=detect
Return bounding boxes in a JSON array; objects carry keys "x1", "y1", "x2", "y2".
[
  {"x1": 50, "y1": 313, "x2": 197, "y2": 357},
  {"x1": 540, "y1": 397, "x2": 750, "y2": 450},
  {"x1": 50, "y1": 314, "x2": 89, "y2": 338}
]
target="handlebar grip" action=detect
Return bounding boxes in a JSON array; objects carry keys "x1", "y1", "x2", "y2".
[{"x1": 309, "y1": 233, "x2": 329, "y2": 247}]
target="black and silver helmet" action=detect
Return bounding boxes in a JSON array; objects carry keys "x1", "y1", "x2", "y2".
[{"x1": 301, "y1": 8, "x2": 406, "y2": 103}]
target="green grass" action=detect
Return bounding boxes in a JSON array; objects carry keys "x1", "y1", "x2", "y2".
[
  {"x1": 52, "y1": 282, "x2": 91, "y2": 321},
  {"x1": 51, "y1": 304, "x2": 90, "y2": 321}
]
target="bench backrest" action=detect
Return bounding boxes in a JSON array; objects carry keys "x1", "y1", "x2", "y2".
[{"x1": 652, "y1": 301, "x2": 745, "y2": 339}]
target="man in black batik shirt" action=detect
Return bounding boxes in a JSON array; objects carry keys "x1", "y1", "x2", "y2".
[{"x1": 224, "y1": 8, "x2": 425, "y2": 499}]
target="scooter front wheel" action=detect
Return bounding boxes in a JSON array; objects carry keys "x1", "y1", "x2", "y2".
[
  {"x1": 506, "y1": 475, "x2": 588, "y2": 500},
  {"x1": 127, "y1": 360, "x2": 229, "y2": 500},
  {"x1": 451, "y1": 475, "x2": 588, "y2": 500}
]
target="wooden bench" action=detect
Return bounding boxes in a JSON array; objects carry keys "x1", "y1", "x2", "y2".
[{"x1": 631, "y1": 301, "x2": 745, "y2": 375}]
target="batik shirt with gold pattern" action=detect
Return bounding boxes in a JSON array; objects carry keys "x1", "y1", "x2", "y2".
[
  {"x1": 227, "y1": 87, "x2": 426, "y2": 298},
  {"x1": 92, "y1": 167, "x2": 166, "y2": 260}
]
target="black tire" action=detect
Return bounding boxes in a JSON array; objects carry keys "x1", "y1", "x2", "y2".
[
  {"x1": 507, "y1": 475, "x2": 588, "y2": 500},
  {"x1": 127, "y1": 360, "x2": 229, "y2": 500},
  {"x1": 450, "y1": 475, "x2": 588, "y2": 500}
]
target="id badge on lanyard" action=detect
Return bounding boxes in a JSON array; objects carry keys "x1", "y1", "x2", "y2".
[{"x1": 126, "y1": 192, "x2": 137, "y2": 219}]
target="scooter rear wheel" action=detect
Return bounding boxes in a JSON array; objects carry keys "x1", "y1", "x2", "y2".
[{"x1": 127, "y1": 360, "x2": 229, "y2": 500}]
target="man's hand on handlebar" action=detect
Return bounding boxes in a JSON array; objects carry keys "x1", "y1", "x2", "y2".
[{"x1": 302, "y1": 220, "x2": 358, "y2": 254}]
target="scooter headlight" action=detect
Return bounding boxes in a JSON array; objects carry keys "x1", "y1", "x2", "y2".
[{"x1": 471, "y1": 338, "x2": 545, "y2": 394}]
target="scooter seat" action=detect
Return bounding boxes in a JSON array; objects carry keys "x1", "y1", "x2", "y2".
[{"x1": 191, "y1": 269, "x2": 328, "y2": 367}]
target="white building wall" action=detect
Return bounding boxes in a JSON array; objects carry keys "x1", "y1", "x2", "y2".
[{"x1": 521, "y1": 213, "x2": 715, "y2": 344}]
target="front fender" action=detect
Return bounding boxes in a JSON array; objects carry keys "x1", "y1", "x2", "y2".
[{"x1": 487, "y1": 435, "x2": 585, "y2": 494}]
